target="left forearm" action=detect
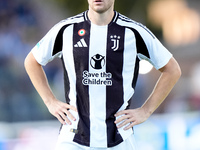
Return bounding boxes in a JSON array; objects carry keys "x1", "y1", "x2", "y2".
[
  {"x1": 142, "y1": 57, "x2": 181, "y2": 116},
  {"x1": 115, "y1": 57, "x2": 181, "y2": 130}
]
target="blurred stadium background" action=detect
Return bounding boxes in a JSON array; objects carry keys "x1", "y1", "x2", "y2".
[{"x1": 0, "y1": 0, "x2": 200, "y2": 149}]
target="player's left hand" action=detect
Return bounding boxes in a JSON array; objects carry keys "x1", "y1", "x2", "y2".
[{"x1": 114, "y1": 108, "x2": 150, "y2": 130}]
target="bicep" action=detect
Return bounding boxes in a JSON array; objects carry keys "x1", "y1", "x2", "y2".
[
  {"x1": 24, "y1": 52, "x2": 41, "y2": 68},
  {"x1": 159, "y1": 57, "x2": 181, "y2": 77},
  {"x1": 24, "y1": 52, "x2": 44, "y2": 78}
]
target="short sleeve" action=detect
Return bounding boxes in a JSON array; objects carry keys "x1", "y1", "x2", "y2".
[
  {"x1": 136, "y1": 25, "x2": 172, "y2": 70},
  {"x1": 31, "y1": 23, "x2": 63, "y2": 66}
]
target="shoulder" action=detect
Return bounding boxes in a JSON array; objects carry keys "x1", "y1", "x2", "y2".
[
  {"x1": 62, "y1": 12, "x2": 86, "y2": 24},
  {"x1": 116, "y1": 13, "x2": 155, "y2": 39},
  {"x1": 51, "y1": 11, "x2": 86, "y2": 32},
  {"x1": 116, "y1": 13, "x2": 146, "y2": 30}
]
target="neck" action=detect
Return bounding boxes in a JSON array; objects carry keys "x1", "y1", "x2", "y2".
[{"x1": 88, "y1": 8, "x2": 115, "y2": 26}]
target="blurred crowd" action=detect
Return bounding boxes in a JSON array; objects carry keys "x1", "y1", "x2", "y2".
[
  {"x1": 0, "y1": 0, "x2": 200, "y2": 123},
  {"x1": 0, "y1": 0, "x2": 57, "y2": 122}
]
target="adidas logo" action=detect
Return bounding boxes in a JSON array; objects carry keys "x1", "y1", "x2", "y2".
[{"x1": 74, "y1": 38, "x2": 88, "y2": 47}]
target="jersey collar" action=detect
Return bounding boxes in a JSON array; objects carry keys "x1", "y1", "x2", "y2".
[{"x1": 84, "y1": 10, "x2": 119, "y2": 25}]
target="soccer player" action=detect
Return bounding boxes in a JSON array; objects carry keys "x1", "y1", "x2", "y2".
[{"x1": 24, "y1": 0, "x2": 181, "y2": 149}]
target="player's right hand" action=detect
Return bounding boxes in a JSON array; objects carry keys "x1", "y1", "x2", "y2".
[{"x1": 45, "y1": 99, "x2": 77, "y2": 125}]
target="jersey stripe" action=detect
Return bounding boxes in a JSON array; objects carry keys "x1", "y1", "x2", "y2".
[
  {"x1": 128, "y1": 27, "x2": 150, "y2": 59},
  {"x1": 123, "y1": 28, "x2": 137, "y2": 102},
  {"x1": 73, "y1": 22, "x2": 91, "y2": 146},
  {"x1": 132, "y1": 57, "x2": 140, "y2": 89},
  {"x1": 53, "y1": 24, "x2": 72, "y2": 104},
  {"x1": 53, "y1": 24, "x2": 72, "y2": 56},
  {"x1": 61, "y1": 57, "x2": 70, "y2": 104},
  {"x1": 106, "y1": 23, "x2": 125, "y2": 147},
  {"x1": 89, "y1": 23, "x2": 108, "y2": 148}
]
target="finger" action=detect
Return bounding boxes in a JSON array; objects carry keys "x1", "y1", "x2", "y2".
[
  {"x1": 64, "y1": 117, "x2": 72, "y2": 125},
  {"x1": 59, "y1": 112, "x2": 72, "y2": 125},
  {"x1": 115, "y1": 110, "x2": 130, "y2": 117},
  {"x1": 64, "y1": 109, "x2": 76, "y2": 121},
  {"x1": 69, "y1": 105, "x2": 77, "y2": 112},
  {"x1": 114, "y1": 114, "x2": 130, "y2": 124},
  {"x1": 63, "y1": 104, "x2": 77, "y2": 112},
  {"x1": 55, "y1": 114, "x2": 66, "y2": 125},
  {"x1": 123, "y1": 122, "x2": 135, "y2": 130},
  {"x1": 114, "y1": 110, "x2": 125, "y2": 117},
  {"x1": 116, "y1": 118, "x2": 132, "y2": 129}
]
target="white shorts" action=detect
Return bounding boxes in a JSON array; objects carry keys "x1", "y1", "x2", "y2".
[
  {"x1": 55, "y1": 110, "x2": 137, "y2": 150},
  {"x1": 55, "y1": 133, "x2": 137, "y2": 150}
]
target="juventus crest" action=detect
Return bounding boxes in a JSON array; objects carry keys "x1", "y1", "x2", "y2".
[{"x1": 110, "y1": 35, "x2": 120, "y2": 51}]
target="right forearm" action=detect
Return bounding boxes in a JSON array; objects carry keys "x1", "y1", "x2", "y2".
[
  {"x1": 24, "y1": 52, "x2": 77, "y2": 125},
  {"x1": 24, "y1": 52, "x2": 56, "y2": 105}
]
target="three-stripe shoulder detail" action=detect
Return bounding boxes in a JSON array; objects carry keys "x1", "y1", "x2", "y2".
[
  {"x1": 60, "y1": 12, "x2": 85, "y2": 24},
  {"x1": 117, "y1": 14, "x2": 155, "y2": 39},
  {"x1": 52, "y1": 24, "x2": 72, "y2": 56}
]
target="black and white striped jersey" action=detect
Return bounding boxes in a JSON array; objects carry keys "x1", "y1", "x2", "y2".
[{"x1": 32, "y1": 11, "x2": 172, "y2": 148}]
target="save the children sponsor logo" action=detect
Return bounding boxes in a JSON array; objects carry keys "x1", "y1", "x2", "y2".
[
  {"x1": 82, "y1": 53, "x2": 112, "y2": 86},
  {"x1": 82, "y1": 71, "x2": 112, "y2": 86},
  {"x1": 90, "y1": 54, "x2": 105, "y2": 70}
]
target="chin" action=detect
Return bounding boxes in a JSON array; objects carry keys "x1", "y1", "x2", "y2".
[{"x1": 94, "y1": 8, "x2": 107, "y2": 13}]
